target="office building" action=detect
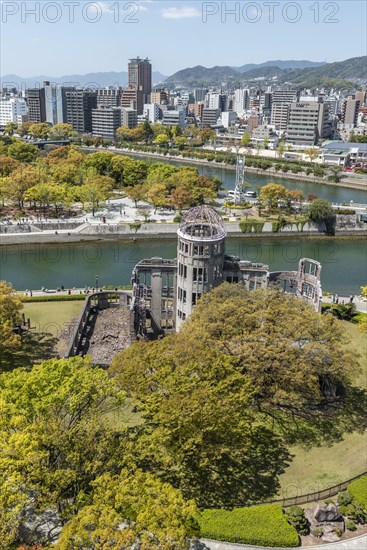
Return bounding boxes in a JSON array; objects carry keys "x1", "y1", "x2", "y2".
[
  {"x1": 92, "y1": 107, "x2": 122, "y2": 139},
  {"x1": 25, "y1": 88, "x2": 46, "y2": 123},
  {"x1": 286, "y1": 101, "x2": 332, "y2": 145},
  {"x1": 97, "y1": 87, "x2": 122, "y2": 108},
  {"x1": 0, "y1": 96, "x2": 28, "y2": 126},
  {"x1": 128, "y1": 57, "x2": 152, "y2": 113},
  {"x1": 202, "y1": 108, "x2": 221, "y2": 128},
  {"x1": 65, "y1": 90, "x2": 97, "y2": 133},
  {"x1": 162, "y1": 107, "x2": 185, "y2": 128},
  {"x1": 121, "y1": 107, "x2": 137, "y2": 128}
]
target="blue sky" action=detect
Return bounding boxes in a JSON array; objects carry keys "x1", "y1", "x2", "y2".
[{"x1": 1, "y1": 0, "x2": 366, "y2": 77}]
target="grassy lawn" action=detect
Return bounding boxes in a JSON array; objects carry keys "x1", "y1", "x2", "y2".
[
  {"x1": 23, "y1": 301, "x2": 84, "y2": 337},
  {"x1": 279, "y1": 321, "x2": 367, "y2": 497}
]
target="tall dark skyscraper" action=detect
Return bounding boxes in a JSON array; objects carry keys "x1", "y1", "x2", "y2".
[{"x1": 127, "y1": 57, "x2": 152, "y2": 113}]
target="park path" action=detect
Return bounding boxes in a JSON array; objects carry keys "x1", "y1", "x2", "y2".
[{"x1": 199, "y1": 534, "x2": 367, "y2": 550}]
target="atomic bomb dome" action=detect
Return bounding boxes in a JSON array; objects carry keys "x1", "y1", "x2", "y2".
[{"x1": 178, "y1": 205, "x2": 227, "y2": 241}]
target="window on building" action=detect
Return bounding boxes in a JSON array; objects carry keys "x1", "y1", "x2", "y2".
[
  {"x1": 192, "y1": 293, "x2": 197, "y2": 306},
  {"x1": 183, "y1": 265, "x2": 187, "y2": 278},
  {"x1": 183, "y1": 290, "x2": 187, "y2": 304}
]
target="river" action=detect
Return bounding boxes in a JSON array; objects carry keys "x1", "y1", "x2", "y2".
[
  {"x1": 122, "y1": 152, "x2": 367, "y2": 204},
  {"x1": 1, "y1": 237, "x2": 366, "y2": 295}
]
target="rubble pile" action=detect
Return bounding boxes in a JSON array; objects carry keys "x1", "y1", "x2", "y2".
[{"x1": 87, "y1": 308, "x2": 132, "y2": 364}]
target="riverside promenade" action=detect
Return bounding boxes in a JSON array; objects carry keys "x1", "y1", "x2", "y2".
[
  {"x1": 1, "y1": 195, "x2": 367, "y2": 246},
  {"x1": 199, "y1": 534, "x2": 367, "y2": 550}
]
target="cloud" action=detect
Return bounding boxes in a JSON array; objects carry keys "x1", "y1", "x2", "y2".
[{"x1": 161, "y1": 6, "x2": 201, "y2": 19}]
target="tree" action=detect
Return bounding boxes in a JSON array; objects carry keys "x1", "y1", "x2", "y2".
[
  {"x1": 259, "y1": 183, "x2": 289, "y2": 210},
  {"x1": 154, "y1": 134, "x2": 169, "y2": 147},
  {"x1": 4, "y1": 122, "x2": 18, "y2": 136},
  {"x1": 24, "y1": 183, "x2": 67, "y2": 216},
  {"x1": 125, "y1": 183, "x2": 147, "y2": 208},
  {"x1": 29, "y1": 123, "x2": 50, "y2": 140},
  {"x1": 308, "y1": 198, "x2": 336, "y2": 234},
  {"x1": 83, "y1": 151, "x2": 115, "y2": 176},
  {"x1": 147, "y1": 183, "x2": 168, "y2": 212},
  {"x1": 174, "y1": 136, "x2": 187, "y2": 150},
  {"x1": 0, "y1": 281, "x2": 23, "y2": 372},
  {"x1": 0, "y1": 155, "x2": 20, "y2": 177},
  {"x1": 49, "y1": 123, "x2": 77, "y2": 140},
  {"x1": 327, "y1": 165, "x2": 343, "y2": 182},
  {"x1": 361, "y1": 285, "x2": 367, "y2": 299},
  {"x1": 0, "y1": 357, "x2": 125, "y2": 546},
  {"x1": 8, "y1": 140, "x2": 38, "y2": 163},
  {"x1": 304, "y1": 148, "x2": 319, "y2": 163},
  {"x1": 56, "y1": 469, "x2": 199, "y2": 550},
  {"x1": 276, "y1": 141, "x2": 285, "y2": 159},
  {"x1": 137, "y1": 207, "x2": 152, "y2": 222},
  {"x1": 352, "y1": 135, "x2": 367, "y2": 143},
  {"x1": 142, "y1": 120, "x2": 154, "y2": 143},
  {"x1": 7, "y1": 165, "x2": 44, "y2": 209},
  {"x1": 111, "y1": 284, "x2": 363, "y2": 506},
  {"x1": 171, "y1": 187, "x2": 193, "y2": 211},
  {"x1": 197, "y1": 128, "x2": 215, "y2": 144},
  {"x1": 79, "y1": 175, "x2": 113, "y2": 216},
  {"x1": 263, "y1": 136, "x2": 269, "y2": 149},
  {"x1": 286, "y1": 189, "x2": 304, "y2": 212}
]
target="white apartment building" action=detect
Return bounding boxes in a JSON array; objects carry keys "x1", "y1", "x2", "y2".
[
  {"x1": 0, "y1": 97, "x2": 28, "y2": 126},
  {"x1": 162, "y1": 108, "x2": 185, "y2": 128},
  {"x1": 233, "y1": 89, "x2": 249, "y2": 115},
  {"x1": 143, "y1": 103, "x2": 160, "y2": 123}
]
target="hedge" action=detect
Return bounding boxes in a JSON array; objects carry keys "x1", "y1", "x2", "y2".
[
  {"x1": 348, "y1": 476, "x2": 367, "y2": 509},
  {"x1": 21, "y1": 294, "x2": 87, "y2": 303},
  {"x1": 199, "y1": 504, "x2": 299, "y2": 547}
]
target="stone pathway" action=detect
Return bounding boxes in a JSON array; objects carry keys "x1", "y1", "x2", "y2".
[{"x1": 199, "y1": 534, "x2": 367, "y2": 550}]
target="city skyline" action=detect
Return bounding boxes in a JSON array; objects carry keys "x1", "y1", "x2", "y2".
[{"x1": 1, "y1": 0, "x2": 366, "y2": 77}]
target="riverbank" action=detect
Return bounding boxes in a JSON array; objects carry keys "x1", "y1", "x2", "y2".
[
  {"x1": 87, "y1": 147, "x2": 367, "y2": 192},
  {"x1": 1, "y1": 225, "x2": 366, "y2": 246}
]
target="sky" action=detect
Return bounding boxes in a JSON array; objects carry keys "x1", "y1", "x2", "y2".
[{"x1": 1, "y1": 0, "x2": 366, "y2": 77}]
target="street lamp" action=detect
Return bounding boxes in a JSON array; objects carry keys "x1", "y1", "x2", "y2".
[{"x1": 95, "y1": 275, "x2": 99, "y2": 291}]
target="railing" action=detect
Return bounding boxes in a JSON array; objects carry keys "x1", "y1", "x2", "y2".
[{"x1": 203, "y1": 471, "x2": 367, "y2": 509}]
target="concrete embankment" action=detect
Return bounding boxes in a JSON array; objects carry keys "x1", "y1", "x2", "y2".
[
  {"x1": 95, "y1": 147, "x2": 367, "y2": 191},
  {"x1": 1, "y1": 222, "x2": 366, "y2": 246}
]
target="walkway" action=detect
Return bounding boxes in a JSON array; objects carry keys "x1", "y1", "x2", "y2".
[
  {"x1": 199, "y1": 534, "x2": 367, "y2": 550},
  {"x1": 323, "y1": 295, "x2": 367, "y2": 313}
]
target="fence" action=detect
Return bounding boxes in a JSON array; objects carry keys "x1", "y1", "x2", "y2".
[{"x1": 204, "y1": 471, "x2": 367, "y2": 509}]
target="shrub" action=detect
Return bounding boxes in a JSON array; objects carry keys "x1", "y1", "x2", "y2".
[
  {"x1": 346, "y1": 519, "x2": 357, "y2": 531},
  {"x1": 335, "y1": 528, "x2": 343, "y2": 537},
  {"x1": 313, "y1": 527, "x2": 323, "y2": 537},
  {"x1": 285, "y1": 505, "x2": 308, "y2": 535},
  {"x1": 324, "y1": 498, "x2": 335, "y2": 505},
  {"x1": 239, "y1": 220, "x2": 264, "y2": 234},
  {"x1": 348, "y1": 476, "x2": 367, "y2": 509},
  {"x1": 21, "y1": 294, "x2": 87, "y2": 303},
  {"x1": 200, "y1": 504, "x2": 299, "y2": 547},
  {"x1": 338, "y1": 491, "x2": 354, "y2": 506},
  {"x1": 173, "y1": 214, "x2": 182, "y2": 223}
]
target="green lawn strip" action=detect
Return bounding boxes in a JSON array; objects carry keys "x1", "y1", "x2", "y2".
[
  {"x1": 200, "y1": 504, "x2": 299, "y2": 547},
  {"x1": 279, "y1": 321, "x2": 366, "y2": 497},
  {"x1": 348, "y1": 476, "x2": 367, "y2": 509},
  {"x1": 23, "y1": 301, "x2": 84, "y2": 337}
]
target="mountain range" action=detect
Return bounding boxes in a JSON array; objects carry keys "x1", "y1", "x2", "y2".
[
  {"x1": 0, "y1": 71, "x2": 167, "y2": 89},
  {"x1": 1, "y1": 57, "x2": 365, "y2": 90},
  {"x1": 164, "y1": 57, "x2": 367, "y2": 88}
]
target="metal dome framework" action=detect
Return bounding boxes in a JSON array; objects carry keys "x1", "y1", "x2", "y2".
[{"x1": 178, "y1": 205, "x2": 227, "y2": 241}]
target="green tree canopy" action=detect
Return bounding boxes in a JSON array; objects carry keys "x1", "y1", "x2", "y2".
[
  {"x1": 0, "y1": 357, "x2": 126, "y2": 545},
  {"x1": 56, "y1": 468, "x2": 199, "y2": 550},
  {"x1": 110, "y1": 286, "x2": 364, "y2": 505}
]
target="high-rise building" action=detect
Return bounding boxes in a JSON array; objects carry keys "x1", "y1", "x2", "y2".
[
  {"x1": 97, "y1": 87, "x2": 122, "y2": 108},
  {"x1": 143, "y1": 103, "x2": 161, "y2": 123},
  {"x1": 25, "y1": 88, "x2": 46, "y2": 123},
  {"x1": 270, "y1": 88, "x2": 299, "y2": 131},
  {"x1": 162, "y1": 107, "x2": 185, "y2": 128},
  {"x1": 92, "y1": 107, "x2": 122, "y2": 139},
  {"x1": 128, "y1": 57, "x2": 152, "y2": 113},
  {"x1": 233, "y1": 89, "x2": 249, "y2": 115},
  {"x1": 150, "y1": 90, "x2": 169, "y2": 105},
  {"x1": 341, "y1": 99, "x2": 361, "y2": 126},
  {"x1": 121, "y1": 107, "x2": 137, "y2": 128},
  {"x1": 286, "y1": 101, "x2": 332, "y2": 145},
  {"x1": 65, "y1": 90, "x2": 97, "y2": 133},
  {"x1": 202, "y1": 108, "x2": 221, "y2": 128},
  {"x1": 43, "y1": 82, "x2": 72, "y2": 125},
  {"x1": 0, "y1": 96, "x2": 28, "y2": 126}
]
